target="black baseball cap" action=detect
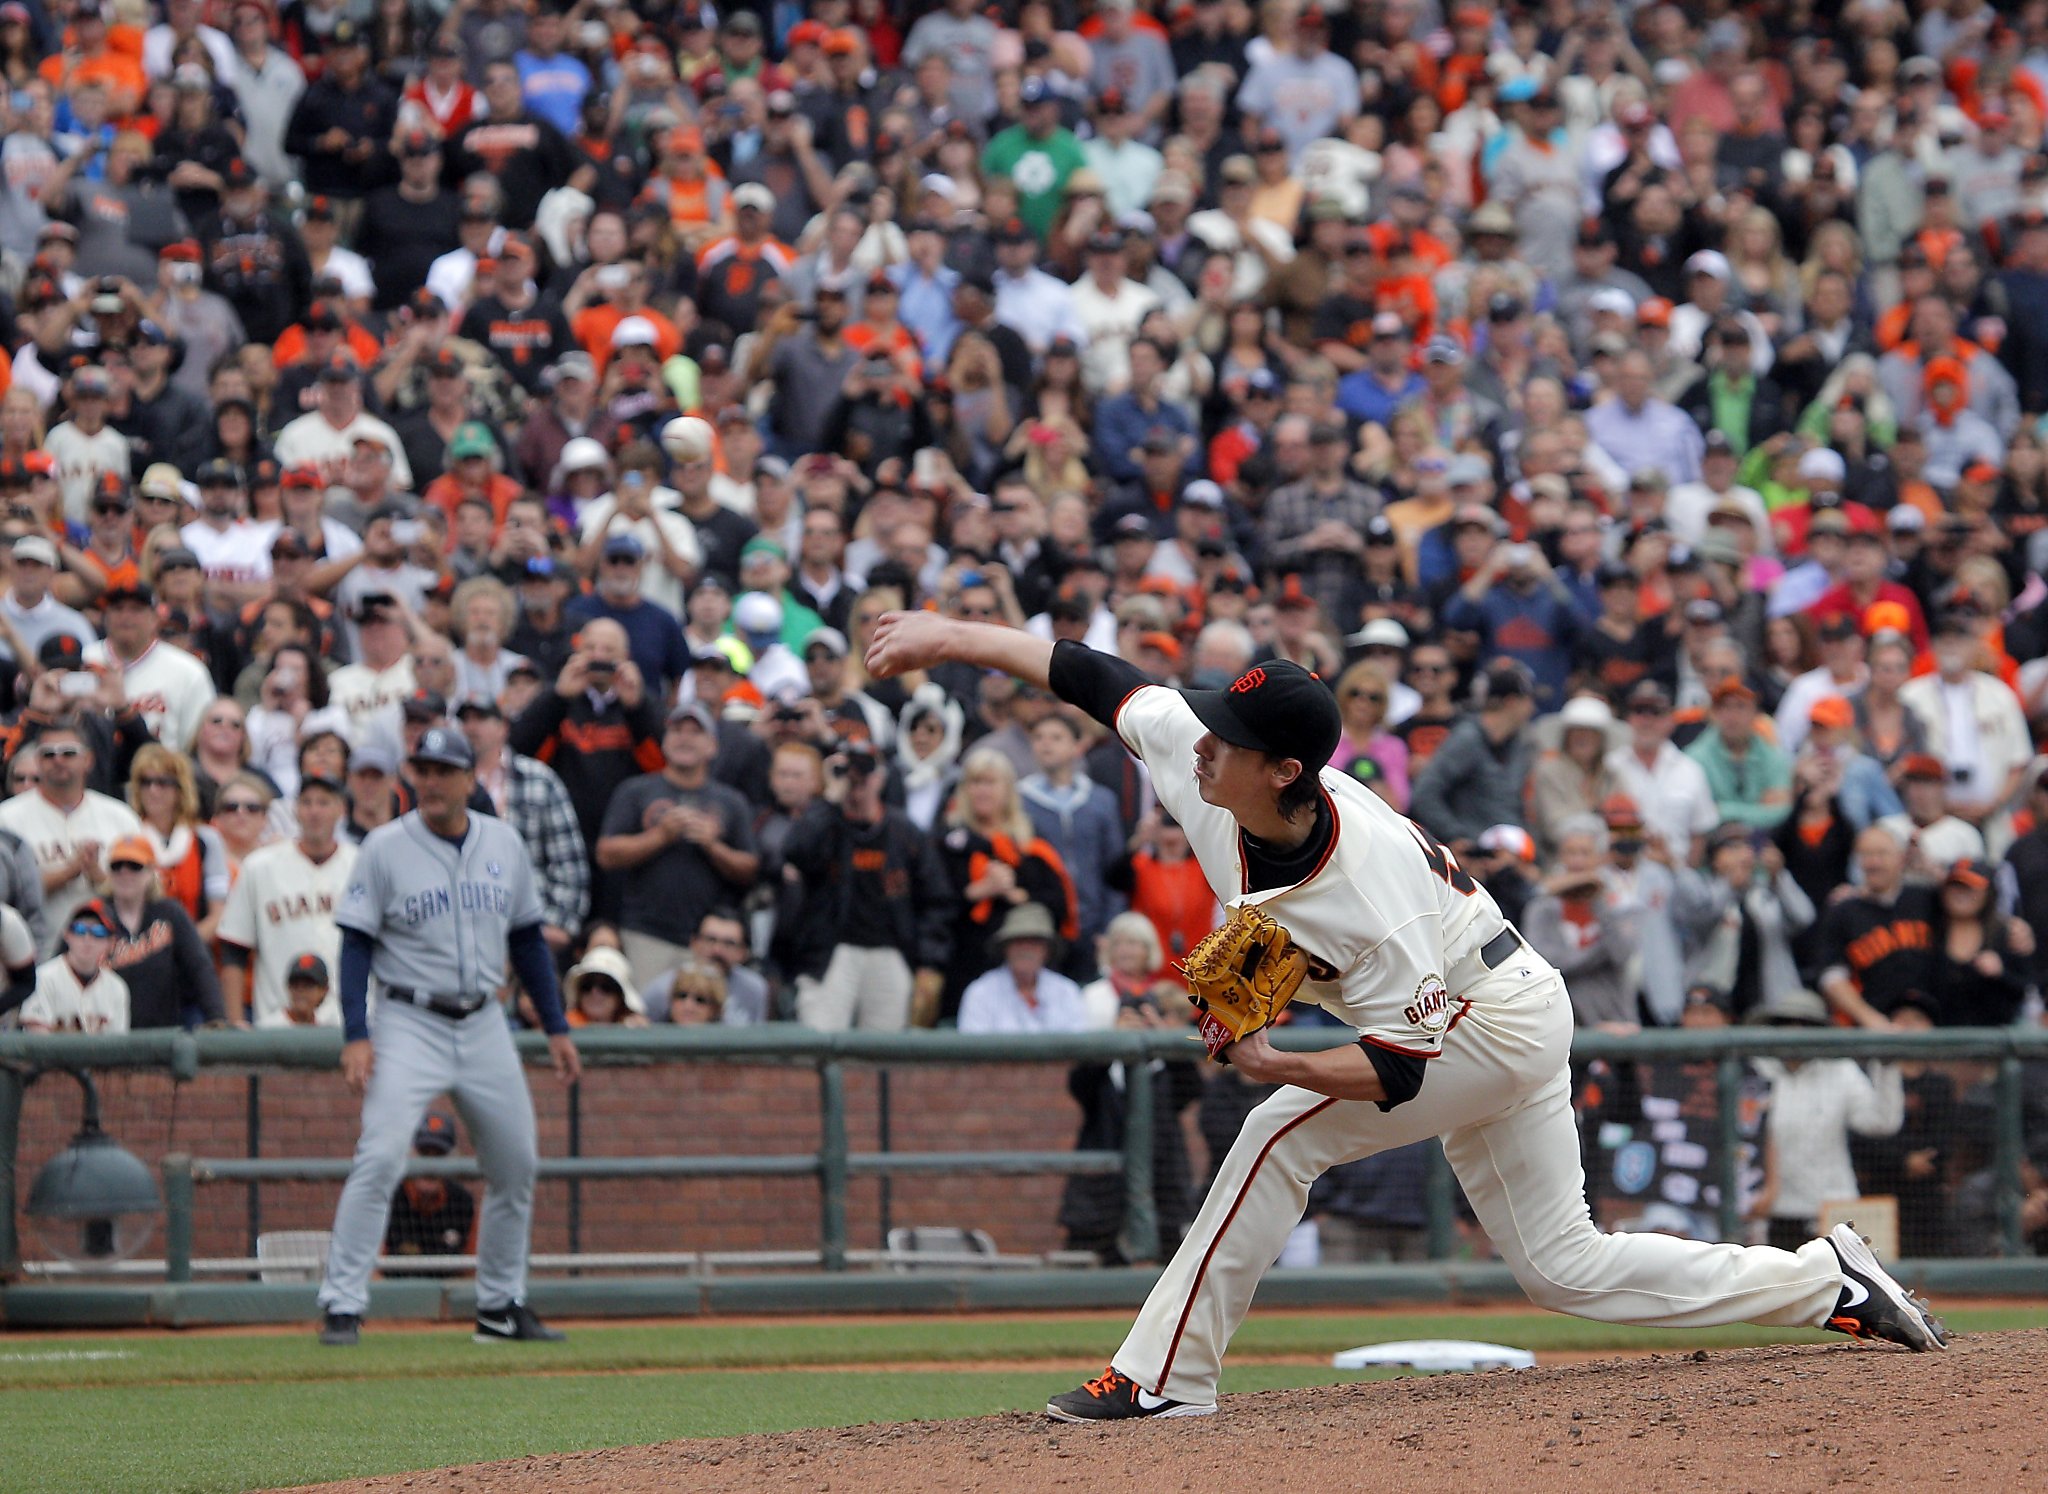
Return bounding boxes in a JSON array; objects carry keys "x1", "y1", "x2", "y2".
[
  {"x1": 403, "y1": 688, "x2": 448, "y2": 721},
  {"x1": 1179, "y1": 661, "x2": 1341, "y2": 774},
  {"x1": 287, "y1": 952, "x2": 331, "y2": 986},
  {"x1": 102, "y1": 579, "x2": 155, "y2": 608},
  {"x1": 410, "y1": 724, "x2": 475, "y2": 770},
  {"x1": 414, "y1": 1109, "x2": 457, "y2": 1155},
  {"x1": 38, "y1": 634, "x2": 86, "y2": 669}
]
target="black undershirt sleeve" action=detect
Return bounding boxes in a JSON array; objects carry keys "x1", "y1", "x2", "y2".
[
  {"x1": 1047, "y1": 639, "x2": 1153, "y2": 734},
  {"x1": 1050, "y1": 640, "x2": 1407, "y2": 1100},
  {"x1": 1360, "y1": 1042, "x2": 1426, "y2": 1111}
]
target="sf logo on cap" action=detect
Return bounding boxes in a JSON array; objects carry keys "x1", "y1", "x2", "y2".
[{"x1": 1230, "y1": 668, "x2": 1268, "y2": 695}]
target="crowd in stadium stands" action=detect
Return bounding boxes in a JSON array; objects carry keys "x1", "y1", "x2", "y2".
[{"x1": 4, "y1": 0, "x2": 2048, "y2": 1260}]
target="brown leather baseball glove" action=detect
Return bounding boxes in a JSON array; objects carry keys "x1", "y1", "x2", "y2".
[{"x1": 1179, "y1": 905, "x2": 1310, "y2": 1061}]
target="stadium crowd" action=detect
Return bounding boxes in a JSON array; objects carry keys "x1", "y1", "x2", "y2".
[{"x1": 2, "y1": 0, "x2": 2048, "y2": 1259}]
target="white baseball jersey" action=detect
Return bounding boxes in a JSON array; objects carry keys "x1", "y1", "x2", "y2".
[
  {"x1": 327, "y1": 657, "x2": 416, "y2": 744},
  {"x1": 1115, "y1": 685, "x2": 1510, "y2": 1057},
  {"x1": 217, "y1": 838, "x2": 358, "y2": 1028},
  {"x1": 83, "y1": 638, "x2": 215, "y2": 751},
  {"x1": 0, "y1": 789, "x2": 144, "y2": 954},
  {"x1": 22, "y1": 956, "x2": 130, "y2": 1032},
  {"x1": 178, "y1": 518, "x2": 279, "y2": 587}
]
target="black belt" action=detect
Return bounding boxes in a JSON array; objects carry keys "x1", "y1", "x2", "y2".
[
  {"x1": 383, "y1": 986, "x2": 491, "y2": 1019},
  {"x1": 1478, "y1": 927, "x2": 1521, "y2": 970}
]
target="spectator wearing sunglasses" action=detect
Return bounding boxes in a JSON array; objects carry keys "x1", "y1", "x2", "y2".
[
  {"x1": 0, "y1": 714, "x2": 142, "y2": 953},
  {"x1": 86, "y1": 833, "x2": 225, "y2": 1030},
  {"x1": 19, "y1": 910, "x2": 128, "y2": 1033}
]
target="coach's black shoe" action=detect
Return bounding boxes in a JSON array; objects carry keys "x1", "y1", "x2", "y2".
[
  {"x1": 318, "y1": 1312, "x2": 361, "y2": 1347},
  {"x1": 1823, "y1": 1223, "x2": 1950, "y2": 1351},
  {"x1": 473, "y1": 1302, "x2": 566, "y2": 1344},
  {"x1": 1046, "y1": 1365, "x2": 1216, "y2": 1422}
]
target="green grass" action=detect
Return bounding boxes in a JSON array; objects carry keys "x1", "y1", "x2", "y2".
[
  {"x1": 3, "y1": 1308, "x2": 2043, "y2": 1494},
  {"x1": 3, "y1": 1364, "x2": 1380, "y2": 1494}
]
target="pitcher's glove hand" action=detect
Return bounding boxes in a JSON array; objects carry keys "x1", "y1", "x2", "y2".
[{"x1": 1179, "y1": 905, "x2": 1310, "y2": 1062}]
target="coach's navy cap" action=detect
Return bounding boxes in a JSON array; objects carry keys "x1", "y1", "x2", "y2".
[
  {"x1": 1180, "y1": 661, "x2": 1341, "y2": 775},
  {"x1": 410, "y1": 725, "x2": 475, "y2": 771}
]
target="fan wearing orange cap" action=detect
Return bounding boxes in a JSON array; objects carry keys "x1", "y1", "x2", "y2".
[
  {"x1": 87, "y1": 834, "x2": 229, "y2": 1028},
  {"x1": 1686, "y1": 677, "x2": 1793, "y2": 831},
  {"x1": 1796, "y1": 696, "x2": 1902, "y2": 832},
  {"x1": 1916, "y1": 356, "x2": 2004, "y2": 491},
  {"x1": 1596, "y1": 793, "x2": 1691, "y2": 1026},
  {"x1": 1927, "y1": 857, "x2": 2033, "y2": 1028},
  {"x1": 1774, "y1": 613, "x2": 1868, "y2": 755}
]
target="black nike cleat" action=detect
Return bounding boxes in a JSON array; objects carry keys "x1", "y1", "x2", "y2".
[
  {"x1": 1045, "y1": 1365, "x2": 1217, "y2": 1422},
  {"x1": 1823, "y1": 1223, "x2": 1950, "y2": 1351},
  {"x1": 318, "y1": 1311, "x2": 361, "y2": 1347},
  {"x1": 473, "y1": 1302, "x2": 566, "y2": 1343}
]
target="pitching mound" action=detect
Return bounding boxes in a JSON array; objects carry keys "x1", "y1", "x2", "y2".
[{"x1": 301, "y1": 1330, "x2": 2046, "y2": 1494}]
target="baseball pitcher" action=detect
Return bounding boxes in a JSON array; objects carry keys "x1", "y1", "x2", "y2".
[
  {"x1": 864, "y1": 616, "x2": 1946, "y2": 1423},
  {"x1": 316, "y1": 726, "x2": 581, "y2": 1347}
]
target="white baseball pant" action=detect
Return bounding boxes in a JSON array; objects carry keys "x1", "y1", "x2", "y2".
[
  {"x1": 1115, "y1": 957, "x2": 1846, "y2": 1404},
  {"x1": 318, "y1": 998, "x2": 540, "y2": 1316},
  {"x1": 794, "y1": 945, "x2": 913, "y2": 1030}
]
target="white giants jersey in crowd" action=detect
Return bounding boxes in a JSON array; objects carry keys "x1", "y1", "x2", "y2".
[{"x1": 218, "y1": 838, "x2": 357, "y2": 1027}]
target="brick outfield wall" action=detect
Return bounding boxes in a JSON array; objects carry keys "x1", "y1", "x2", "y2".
[{"x1": 9, "y1": 1062, "x2": 1218, "y2": 1264}]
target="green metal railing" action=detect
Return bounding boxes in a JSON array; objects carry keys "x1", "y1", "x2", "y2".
[{"x1": 4, "y1": 1025, "x2": 2047, "y2": 1282}]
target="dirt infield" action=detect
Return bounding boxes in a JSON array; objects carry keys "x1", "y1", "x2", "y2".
[{"x1": 301, "y1": 1330, "x2": 2045, "y2": 1494}]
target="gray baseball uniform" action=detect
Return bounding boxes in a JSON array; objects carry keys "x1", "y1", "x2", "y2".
[{"x1": 318, "y1": 811, "x2": 552, "y2": 1318}]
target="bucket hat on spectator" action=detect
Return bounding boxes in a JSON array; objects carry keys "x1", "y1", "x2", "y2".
[
  {"x1": 1535, "y1": 694, "x2": 1626, "y2": 754},
  {"x1": 566, "y1": 946, "x2": 646, "y2": 1017},
  {"x1": 991, "y1": 901, "x2": 1060, "y2": 953},
  {"x1": 1348, "y1": 617, "x2": 1409, "y2": 650},
  {"x1": 1467, "y1": 201, "x2": 1516, "y2": 237},
  {"x1": 137, "y1": 463, "x2": 184, "y2": 502}
]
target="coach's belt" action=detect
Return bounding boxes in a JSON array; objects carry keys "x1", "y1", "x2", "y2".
[{"x1": 383, "y1": 986, "x2": 492, "y2": 1020}]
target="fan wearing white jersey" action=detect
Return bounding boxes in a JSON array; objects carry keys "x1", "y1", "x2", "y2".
[
  {"x1": 863, "y1": 613, "x2": 1949, "y2": 1424},
  {"x1": 216, "y1": 774, "x2": 357, "y2": 1028}
]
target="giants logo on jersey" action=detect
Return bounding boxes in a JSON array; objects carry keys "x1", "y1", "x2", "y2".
[{"x1": 1404, "y1": 973, "x2": 1453, "y2": 1033}]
